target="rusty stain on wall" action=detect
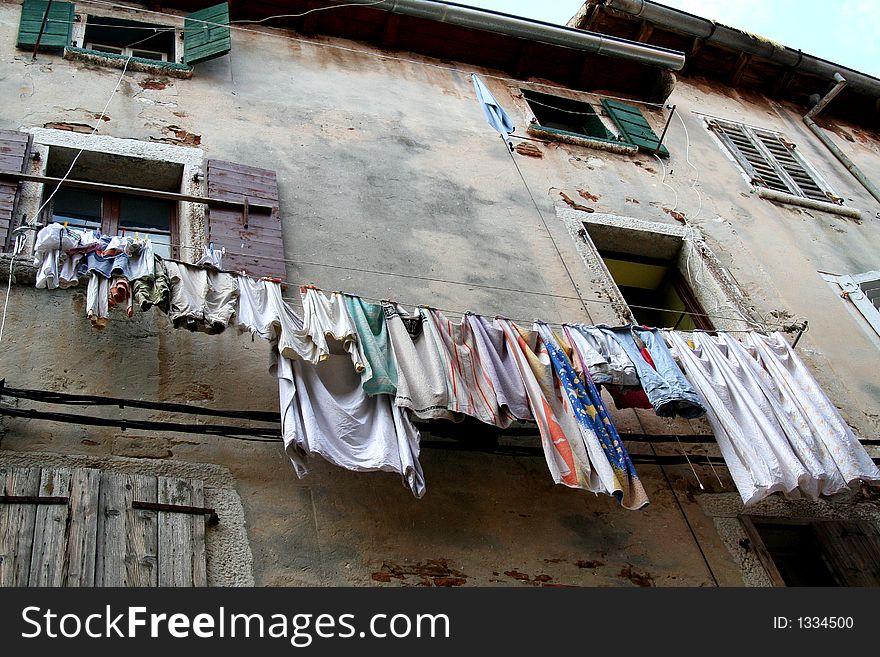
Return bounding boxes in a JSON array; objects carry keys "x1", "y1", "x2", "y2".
[
  {"x1": 619, "y1": 564, "x2": 655, "y2": 587},
  {"x1": 577, "y1": 188, "x2": 600, "y2": 202},
  {"x1": 371, "y1": 559, "x2": 467, "y2": 586}
]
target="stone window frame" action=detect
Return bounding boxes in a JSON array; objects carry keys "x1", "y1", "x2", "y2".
[
  {"x1": 557, "y1": 208, "x2": 759, "y2": 330},
  {"x1": 697, "y1": 492, "x2": 880, "y2": 587},
  {"x1": 60, "y1": 3, "x2": 192, "y2": 77},
  {"x1": 17, "y1": 128, "x2": 207, "y2": 262}
]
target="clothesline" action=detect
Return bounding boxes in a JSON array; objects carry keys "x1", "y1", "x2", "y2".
[
  {"x1": 155, "y1": 243, "x2": 778, "y2": 328},
  {"x1": 29, "y1": 225, "x2": 879, "y2": 509}
]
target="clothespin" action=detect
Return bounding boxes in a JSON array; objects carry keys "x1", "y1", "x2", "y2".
[
  {"x1": 63, "y1": 221, "x2": 68, "y2": 228},
  {"x1": 135, "y1": 232, "x2": 140, "y2": 241},
  {"x1": 209, "y1": 241, "x2": 214, "y2": 253}
]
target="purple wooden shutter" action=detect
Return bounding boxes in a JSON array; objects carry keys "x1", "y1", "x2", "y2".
[
  {"x1": 205, "y1": 160, "x2": 284, "y2": 279},
  {"x1": 0, "y1": 129, "x2": 33, "y2": 251}
]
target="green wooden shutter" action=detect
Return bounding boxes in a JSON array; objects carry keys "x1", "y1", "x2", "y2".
[
  {"x1": 601, "y1": 98, "x2": 669, "y2": 157},
  {"x1": 16, "y1": 0, "x2": 74, "y2": 52},
  {"x1": 184, "y1": 2, "x2": 231, "y2": 65}
]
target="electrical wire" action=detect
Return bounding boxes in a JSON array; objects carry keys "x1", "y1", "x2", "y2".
[
  {"x1": 229, "y1": 1, "x2": 389, "y2": 23},
  {"x1": 676, "y1": 109, "x2": 704, "y2": 221},
  {"x1": 654, "y1": 151, "x2": 678, "y2": 212},
  {"x1": 519, "y1": 95, "x2": 604, "y2": 116}
]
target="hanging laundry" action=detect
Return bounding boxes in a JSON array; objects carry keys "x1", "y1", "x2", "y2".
[
  {"x1": 465, "y1": 313, "x2": 531, "y2": 422},
  {"x1": 132, "y1": 255, "x2": 171, "y2": 313},
  {"x1": 126, "y1": 238, "x2": 155, "y2": 282},
  {"x1": 601, "y1": 325, "x2": 706, "y2": 419},
  {"x1": 235, "y1": 277, "x2": 321, "y2": 362},
  {"x1": 667, "y1": 331, "x2": 814, "y2": 504},
  {"x1": 539, "y1": 324, "x2": 648, "y2": 510},
  {"x1": 496, "y1": 318, "x2": 639, "y2": 506},
  {"x1": 85, "y1": 273, "x2": 110, "y2": 330},
  {"x1": 165, "y1": 260, "x2": 238, "y2": 335},
  {"x1": 421, "y1": 307, "x2": 504, "y2": 427},
  {"x1": 343, "y1": 295, "x2": 398, "y2": 396},
  {"x1": 274, "y1": 347, "x2": 425, "y2": 498},
  {"x1": 108, "y1": 276, "x2": 133, "y2": 318},
  {"x1": 195, "y1": 245, "x2": 224, "y2": 270},
  {"x1": 33, "y1": 224, "x2": 98, "y2": 290},
  {"x1": 383, "y1": 302, "x2": 457, "y2": 421},
  {"x1": 746, "y1": 332, "x2": 880, "y2": 493},
  {"x1": 300, "y1": 286, "x2": 368, "y2": 374},
  {"x1": 565, "y1": 324, "x2": 651, "y2": 410},
  {"x1": 564, "y1": 324, "x2": 640, "y2": 387}
]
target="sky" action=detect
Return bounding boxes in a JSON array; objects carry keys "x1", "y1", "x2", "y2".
[{"x1": 459, "y1": 0, "x2": 880, "y2": 78}]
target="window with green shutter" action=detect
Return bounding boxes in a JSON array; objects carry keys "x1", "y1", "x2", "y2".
[
  {"x1": 184, "y1": 2, "x2": 231, "y2": 66},
  {"x1": 522, "y1": 89, "x2": 616, "y2": 143},
  {"x1": 600, "y1": 98, "x2": 669, "y2": 157},
  {"x1": 16, "y1": 0, "x2": 74, "y2": 52},
  {"x1": 16, "y1": 2, "x2": 232, "y2": 71}
]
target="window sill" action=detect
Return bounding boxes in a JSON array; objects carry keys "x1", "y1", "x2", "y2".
[
  {"x1": 527, "y1": 124, "x2": 638, "y2": 155},
  {"x1": 754, "y1": 187, "x2": 861, "y2": 220},
  {"x1": 64, "y1": 47, "x2": 193, "y2": 79}
]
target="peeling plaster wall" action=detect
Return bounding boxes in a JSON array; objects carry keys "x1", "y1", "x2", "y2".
[{"x1": 0, "y1": 1, "x2": 877, "y2": 587}]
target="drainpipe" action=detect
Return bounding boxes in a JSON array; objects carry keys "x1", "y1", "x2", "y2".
[
  {"x1": 803, "y1": 73, "x2": 880, "y2": 206},
  {"x1": 333, "y1": 0, "x2": 685, "y2": 70}
]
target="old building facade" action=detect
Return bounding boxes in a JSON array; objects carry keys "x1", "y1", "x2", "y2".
[{"x1": 0, "y1": 0, "x2": 877, "y2": 587}]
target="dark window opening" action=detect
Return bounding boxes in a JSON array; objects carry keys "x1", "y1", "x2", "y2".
[
  {"x1": 598, "y1": 249, "x2": 714, "y2": 331},
  {"x1": 48, "y1": 188, "x2": 175, "y2": 259},
  {"x1": 741, "y1": 516, "x2": 880, "y2": 587},
  {"x1": 522, "y1": 89, "x2": 615, "y2": 141},
  {"x1": 83, "y1": 16, "x2": 176, "y2": 62}
]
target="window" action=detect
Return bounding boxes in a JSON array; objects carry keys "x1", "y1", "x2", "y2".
[
  {"x1": 16, "y1": 1, "x2": 232, "y2": 68},
  {"x1": 523, "y1": 90, "x2": 616, "y2": 141},
  {"x1": 598, "y1": 249, "x2": 713, "y2": 331},
  {"x1": 49, "y1": 188, "x2": 176, "y2": 258},
  {"x1": 740, "y1": 516, "x2": 880, "y2": 587},
  {"x1": 707, "y1": 118, "x2": 840, "y2": 204},
  {"x1": 522, "y1": 91, "x2": 669, "y2": 156},
  {"x1": 83, "y1": 16, "x2": 174, "y2": 62},
  {"x1": 43, "y1": 147, "x2": 182, "y2": 259},
  {"x1": 821, "y1": 270, "x2": 880, "y2": 338}
]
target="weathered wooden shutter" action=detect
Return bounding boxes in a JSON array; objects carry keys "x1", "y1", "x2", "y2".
[
  {"x1": 708, "y1": 119, "x2": 834, "y2": 202},
  {"x1": 0, "y1": 129, "x2": 33, "y2": 251},
  {"x1": 16, "y1": 0, "x2": 74, "y2": 52},
  {"x1": 206, "y1": 159, "x2": 285, "y2": 279},
  {"x1": 813, "y1": 521, "x2": 880, "y2": 586},
  {"x1": 752, "y1": 129, "x2": 830, "y2": 202},
  {"x1": 184, "y1": 2, "x2": 231, "y2": 65},
  {"x1": 601, "y1": 98, "x2": 669, "y2": 157},
  {"x1": 0, "y1": 465, "x2": 208, "y2": 587}
]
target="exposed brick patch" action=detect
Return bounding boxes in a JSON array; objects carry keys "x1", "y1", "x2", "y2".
[
  {"x1": 559, "y1": 191, "x2": 594, "y2": 213},
  {"x1": 515, "y1": 142, "x2": 543, "y2": 158}
]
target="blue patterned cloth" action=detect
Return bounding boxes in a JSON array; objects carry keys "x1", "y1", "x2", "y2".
[{"x1": 538, "y1": 324, "x2": 648, "y2": 509}]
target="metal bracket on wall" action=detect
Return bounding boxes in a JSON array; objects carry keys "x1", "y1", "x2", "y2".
[{"x1": 132, "y1": 500, "x2": 220, "y2": 525}]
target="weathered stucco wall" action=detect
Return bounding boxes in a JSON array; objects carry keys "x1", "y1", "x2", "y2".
[{"x1": 0, "y1": 1, "x2": 877, "y2": 587}]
